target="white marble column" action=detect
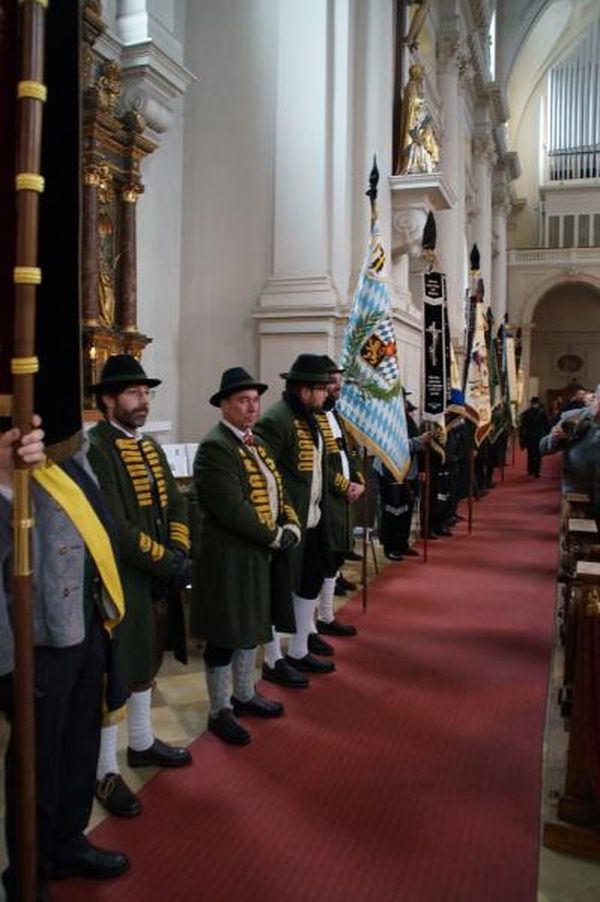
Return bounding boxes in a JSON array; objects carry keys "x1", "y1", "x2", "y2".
[
  {"x1": 435, "y1": 21, "x2": 465, "y2": 346},
  {"x1": 472, "y1": 125, "x2": 495, "y2": 303},
  {"x1": 491, "y1": 175, "x2": 510, "y2": 323},
  {"x1": 254, "y1": 0, "x2": 340, "y2": 389}
]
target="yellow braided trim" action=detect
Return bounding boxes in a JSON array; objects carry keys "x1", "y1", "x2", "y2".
[
  {"x1": 19, "y1": 0, "x2": 49, "y2": 7},
  {"x1": 17, "y1": 80, "x2": 47, "y2": 102},
  {"x1": 14, "y1": 266, "x2": 41, "y2": 284},
  {"x1": 16, "y1": 173, "x2": 45, "y2": 192},
  {"x1": 11, "y1": 356, "x2": 39, "y2": 375}
]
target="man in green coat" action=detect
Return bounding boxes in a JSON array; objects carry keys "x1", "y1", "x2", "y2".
[
  {"x1": 191, "y1": 367, "x2": 301, "y2": 745},
  {"x1": 314, "y1": 356, "x2": 364, "y2": 637},
  {"x1": 88, "y1": 355, "x2": 192, "y2": 819},
  {"x1": 255, "y1": 354, "x2": 337, "y2": 685}
]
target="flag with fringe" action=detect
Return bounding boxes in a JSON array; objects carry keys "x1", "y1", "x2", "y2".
[
  {"x1": 338, "y1": 181, "x2": 409, "y2": 482},
  {"x1": 463, "y1": 293, "x2": 492, "y2": 446}
]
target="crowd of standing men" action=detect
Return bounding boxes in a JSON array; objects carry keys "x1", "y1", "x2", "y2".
[
  {"x1": 0, "y1": 351, "x2": 365, "y2": 900},
  {"x1": 1, "y1": 350, "x2": 598, "y2": 901}
]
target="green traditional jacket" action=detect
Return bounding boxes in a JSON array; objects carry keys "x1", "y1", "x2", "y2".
[
  {"x1": 190, "y1": 422, "x2": 300, "y2": 648},
  {"x1": 315, "y1": 408, "x2": 362, "y2": 554},
  {"x1": 255, "y1": 396, "x2": 333, "y2": 589},
  {"x1": 87, "y1": 419, "x2": 190, "y2": 685}
]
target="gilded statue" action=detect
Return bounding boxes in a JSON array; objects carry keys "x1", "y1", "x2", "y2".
[
  {"x1": 98, "y1": 210, "x2": 117, "y2": 326},
  {"x1": 397, "y1": 64, "x2": 439, "y2": 175}
]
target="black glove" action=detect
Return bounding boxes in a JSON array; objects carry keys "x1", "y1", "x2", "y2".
[
  {"x1": 170, "y1": 555, "x2": 192, "y2": 590},
  {"x1": 279, "y1": 528, "x2": 298, "y2": 550}
]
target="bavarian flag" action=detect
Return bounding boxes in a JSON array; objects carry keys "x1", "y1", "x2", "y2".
[{"x1": 338, "y1": 168, "x2": 409, "y2": 482}]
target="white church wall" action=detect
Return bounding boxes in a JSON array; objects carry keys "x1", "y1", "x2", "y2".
[
  {"x1": 136, "y1": 95, "x2": 185, "y2": 434},
  {"x1": 179, "y1": 0, "x2": 278, "y2": 440}
]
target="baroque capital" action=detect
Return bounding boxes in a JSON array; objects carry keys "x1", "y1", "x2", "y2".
[{"x1": 436, "y1": 19, "x2": 461, "y2": 72}]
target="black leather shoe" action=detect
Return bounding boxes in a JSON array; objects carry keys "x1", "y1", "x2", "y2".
[
  {"x1": 346, "y1": 550, "x2": 362, "y2": 561},
  {"x1": 334, "y1": 582, "x2": 347, "y2": 597},
  {"x1": 231, "y1": 692, "x2": 284, "y2": 718},
  {"x1": 337, "y1": 575, "x2": 357, "y2": 591},
  {"x1": 96, "y1": 772, "x2": 142, "y2": 818},
  {"x1": 127, "y1": 737, "x2": 192, "y2": 768},
  {"x1": 385, "y1": 551, "x2": 404, "y2": 561},
  {"x1": 208, "y1": 708, "x2": 251, "y2": 745},
  {"x1": 262, "y1": 659, "x2": 309, "y2": 688},
  {"x1": 401, "y1": 548, "x2": 419, "y2": 557},
  {"x1": 52, "y1": 844, "x2": 130, "y2": 880},
  {"x1": 307, "y1": 632, "x2": 335, "y2": 656},
  {"x1": 317, "y1": 617, "x2": 357, "y2": 637},
  {"x1": 285, "y1": 653, "x2": 335, "y2": 674}
]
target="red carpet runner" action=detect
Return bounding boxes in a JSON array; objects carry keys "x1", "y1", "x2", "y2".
[{"x1": 55, "y1": 456, "x2": 560, "y2": 902}]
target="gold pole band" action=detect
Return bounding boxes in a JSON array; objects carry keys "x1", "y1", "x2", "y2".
[
  {"x1": 16, "y1": 173, "x2": 45, "y2": 192},
  {"x1": 18, "y1": 0, "x2": 49, "y2": 7},
  {"x1": 12, "y1": 470, "x2": 33, "y2": 577},
  {"x1": 17, "y1": 81, "x2": 47, "y2": 102},
  {"x1": 13, "y1": 267, "x2": 42, "y2": 285},
  {"x1": 11, "y1": 357, "x2": 39, "y2": 375}
]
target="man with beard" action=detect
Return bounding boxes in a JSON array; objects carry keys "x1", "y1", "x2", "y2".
[
  {"x1": 313, "y1": 356, "x2": 363, "y2": 637},
  {"x1": 255, "y1": 354, "x2": 336, "y2": 685},
  {"x1": 190, "y1": 367, "x2": 301, "y2": 744},
  {"x1": 88, "y1": 356, "x2": 192, "y2": 819}
]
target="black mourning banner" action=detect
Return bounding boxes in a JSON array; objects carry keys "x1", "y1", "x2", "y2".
[
  {"x1": 423, "y1": 271, "x2": 447, "y2": 421},
  {"x1": 36, "y1": 0, "x2": 82, "y2": 455},
  {"x1": 0, "y1": 1, "x2": 81, "y2": 452}
]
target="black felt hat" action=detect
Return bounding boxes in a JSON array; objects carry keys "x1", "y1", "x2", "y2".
[
  {"x1": 321, "y1": 355, "x2": 345, "y2": 374},
  {"x1": 210, "y1": 367, "x2": 268, "y2": 407},
  {"x1": 280, "y1": 354, "x2": 336, "y2": 384},
  {"x1": 90, "y1": 354, "x2": 161, "y2": 394}
]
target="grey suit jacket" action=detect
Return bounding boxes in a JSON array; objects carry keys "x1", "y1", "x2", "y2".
[{"x1": 0, "y1": 450, "x2": 99, "y2": 677}]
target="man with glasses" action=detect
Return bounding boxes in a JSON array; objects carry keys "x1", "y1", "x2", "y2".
[
  {"x1": 88, "y1": 355, "x2": 192, "y2": 819},
  {"x1": 255, "y1": 354, "x2": 337, "y2": 685}
]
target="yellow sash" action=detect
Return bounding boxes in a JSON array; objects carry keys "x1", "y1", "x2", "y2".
[{"x1": 32, "y1": 461, "x2": 124, "y2": 630}]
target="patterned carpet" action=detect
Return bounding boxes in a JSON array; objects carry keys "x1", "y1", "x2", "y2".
[{"x1": 49, "y1": 459, "x2": 560, "y2": 902}]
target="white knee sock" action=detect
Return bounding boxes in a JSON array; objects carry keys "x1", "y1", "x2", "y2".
[
  {"x1": 263, "y1": 629, "x2": 283, "y2": 668},
  {"x1": 205, "y1": 665, "x2": 231, "y2": 716},
  {"x1": 96, "y1": 723, "x2": 119, "y2": 780},
  {"x1": 288, "y1": 594, "x2": 318, "y2": 659},
  {"x1": 232, "y1": 648, "x2": 257, "y2": 703},
  {"x1": 127, "y1": 688, "x2": 154, "y2": 752},
  {"x1": 318, "y1": 576, "x2": 336, "y2": 623}
]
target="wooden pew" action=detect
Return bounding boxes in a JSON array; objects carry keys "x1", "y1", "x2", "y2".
[{"x1": 544, "y1": 560, "x2": 600, "y2": 859}]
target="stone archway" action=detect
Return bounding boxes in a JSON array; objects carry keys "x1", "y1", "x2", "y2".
[{"x1": 529, "y1": 281, "x2": 600, "y2": 407}]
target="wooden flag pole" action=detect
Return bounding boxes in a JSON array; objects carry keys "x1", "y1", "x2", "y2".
[
  {"x1": 361, "y1": 446, "x2": 369, "y2": 612},
  {"x1": 422, "y1": 443, "x2": 430, "y2": 563},
  {"x1": 467, "y1": 446, "x2": 475, "y2": 534},
  {"x1": 12, "y1": 2, "x2": 47, "y2": 898}
]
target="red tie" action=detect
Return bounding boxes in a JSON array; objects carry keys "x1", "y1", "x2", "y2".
[{"x1": 243, "y1": 431, "x2": 255, "y2": 446}]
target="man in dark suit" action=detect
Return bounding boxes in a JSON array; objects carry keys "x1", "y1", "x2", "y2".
[
  {"x1": 0, "y1": 421, "x2": 129, "y2": 900},
  {"x1": 519, "y1": 397, "x2": 549, "y2": 477}
]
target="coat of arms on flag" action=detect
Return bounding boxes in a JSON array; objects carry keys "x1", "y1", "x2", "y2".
[{"x1": 338, "y1": 161, "x2": 410, "y2": 483}]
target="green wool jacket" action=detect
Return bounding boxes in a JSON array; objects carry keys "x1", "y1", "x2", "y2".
[
  {"x1": 88, "y1": 420, "x2": 190, "y2": 685},
  {"x1": 255, "y1": 396, "x2": 333, "y2": 589},
  {"x1": 315, "y1": 408, "x2": 362, "y2": 554},
  {"x1": 190, "y1": 423, "x2": 300, "y2": 648}
]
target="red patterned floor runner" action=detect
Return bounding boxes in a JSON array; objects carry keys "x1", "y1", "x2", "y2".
[{"x1": 54, "y1": 456, "x2": 560, "y2": 902}]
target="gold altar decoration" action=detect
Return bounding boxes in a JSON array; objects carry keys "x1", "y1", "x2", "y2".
[{"x1": 81, "y1": 0, "x2": 157, "y2": 408}]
